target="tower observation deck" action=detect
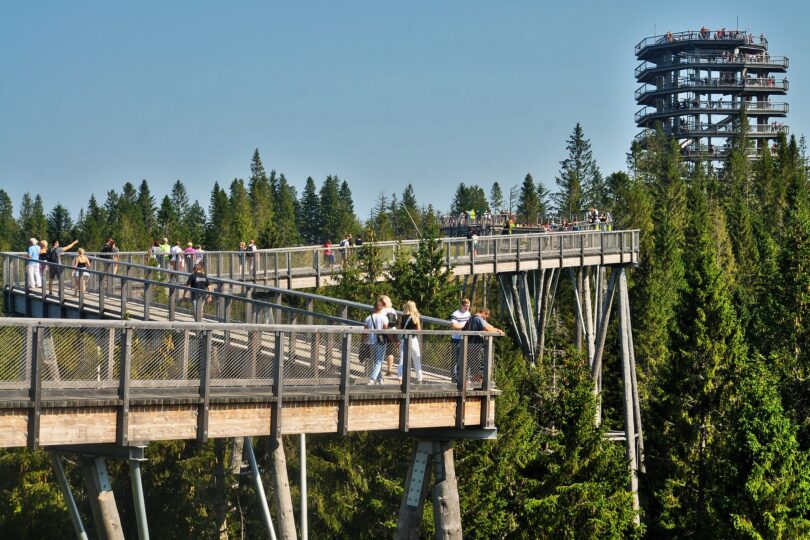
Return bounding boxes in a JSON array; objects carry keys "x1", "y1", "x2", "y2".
[{"x1": 635, "y1": 28, "x2": 789, "y2": 161}]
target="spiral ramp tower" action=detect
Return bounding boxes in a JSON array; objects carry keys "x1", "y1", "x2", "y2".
[{"x1": 635, "y1": 28, "x2": 789, "y2": 161}]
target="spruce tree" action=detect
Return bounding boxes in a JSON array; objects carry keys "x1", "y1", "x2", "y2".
[
  {"x1": 0, "y1": 190, "x2": 17, "y2": 251},
  {"x1": 299, "y1": 177, "x2": 321, "y2": 243},
  {"x1": 272, "y1": 173, "x2": 300, "y2": 247},
  {"x1": 46, "y1": 204, "x2": 74, "y2": 243},
  {"x1": 137, "y1": 179, "x2": 157, "y2": 238},
  {"x1": 227, "y1": 179, "x2": 254, "y2": 246},
  {"x1": 205, "y1": 182, "x2": 231, "y2": 250},
  {"x1": 490, "y1": 182, "x2": 504, "y2": 213},
  {"x1": 517, "y1": 173, "x2": 540, "y2": 224},
  {"x1": 249, "y1": 149, "x2": 275, "y2": 246},
  {"x1": 554, "y1": 123, "x2": 600, "y2": 219}
]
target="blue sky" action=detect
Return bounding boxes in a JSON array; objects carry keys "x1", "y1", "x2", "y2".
[{"x1": 1, "y1": 1, "x2": 807, "y2": 222}]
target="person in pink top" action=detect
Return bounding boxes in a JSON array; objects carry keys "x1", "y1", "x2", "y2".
[{"x1": 183, "y1": 242, "x2": 197, "y2": 272}]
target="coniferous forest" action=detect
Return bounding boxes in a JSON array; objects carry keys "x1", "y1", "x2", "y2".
[{"x1": 1, "y1": 122, "x2": 810, "y2": 538}]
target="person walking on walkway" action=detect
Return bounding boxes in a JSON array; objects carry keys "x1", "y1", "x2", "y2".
[
  {"x1": 465, "y1": 307, "x2": 504, "y2": 383},
  {"x1": 72, "y1": 248, "x2": 91, "y2": 296},
  {"x1": 184, "y1": 264, "x2": 211, "y2": 318},
  {"x1": 365, "y1": 298, "x2": 389, "y2": 384}
]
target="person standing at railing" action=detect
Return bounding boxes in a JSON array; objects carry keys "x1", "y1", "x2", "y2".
[
  {"x1": 247, "y1": 239, "x2": 257, "y2": 274},
  {"x1": 47, "y1": 239, "x2": 78, "y2": 294},
  {"x1": 25, "y1": 238, "x2": 41, "y2": 289},
  {"x1": 72, "y1": 248, "x2": 91, "y2": 296},
  {"x1": 38, "y1": 240, "x2": 49, "y2": 285},
  {"x1": 465, "y1": 308, "x2": 504, "y2": 383},
  {"x1": 323, "y1": 239, "x2": 335, "y2": 268},
  {"x1": 397, "y1": 301, "x2": 423, "y2": 383},
  {"x1": 365, "y1": 298, "x2": 389, "y2": 385},
  {"x1": 449, "y1": 298, "x2": 472, "y2": 382}
]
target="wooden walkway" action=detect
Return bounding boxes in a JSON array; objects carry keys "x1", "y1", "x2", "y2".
[{"x1": 0, "y1": 319, "x2": 497, "y2": 448}]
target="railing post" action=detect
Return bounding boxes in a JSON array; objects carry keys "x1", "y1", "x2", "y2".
[
  {"x1": 516, "y1": 237, "x2": 521, "y2": 272},
  {"x1": 493, "y1": 237, "x2": 499, "y2": 274},
  {"x1": 287, "y1": 252, "x2": 293, "y2": 289},
  {"x1": 455, "y1": 336, "x2": 468, "y2": 430},
  {"x1": 119, "y1": 273, "x2": 129, "y2": 320},
  {"x1": 580, "y1": 233, "x2": 585, "y2": 266},
  {"x1": 272, "y1": 331, "x2": 285, "y2": 439},
  {"x1": 197, "y1": 330, "x2": 212, "y2": 443},
  {"x1": 315, "y1": 248, "x2": 321, "y2": 288},
  {"x1": 600, "y1": 232, "x2": 605, "y2": 265},
  {"x1": 28, "y1": 325, "x2": 42, "y2": 449},
  {"x1": 481, "y1": 336, "x2": 495, "y2": 429},
  {"x1": 338, "y1": 333, "x2": 352, "y2": 436},
  {"x1": 399, "y1": 331, "x2": 411, "y2": 432},
  {"x1": 143, "y1": 269, "x2": 153, "y2": 320},
  {"x1": 168, "y1": 278, "x2": 176, "y2": 322},
  {"x1": 117, "y1": 327, "x2": 132, "y2": 446},
  {"x1": 98, "y1": 273, "x2": 106, "y2": 317}
]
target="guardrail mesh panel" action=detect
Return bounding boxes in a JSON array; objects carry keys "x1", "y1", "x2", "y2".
[
  {"x1": 41, "y1": 327, "x2": 117, "y2": 387},
  {"x1": 0, "y1": 326, "x2": 27, "y2": 385},
  {"x1": 130, "y1": 328, "x2": 200, "y2": 384}
]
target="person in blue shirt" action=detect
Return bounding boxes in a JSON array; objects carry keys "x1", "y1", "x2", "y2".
[{"x1": 25, "y1": 238, "x2": 41, "y2": 288}]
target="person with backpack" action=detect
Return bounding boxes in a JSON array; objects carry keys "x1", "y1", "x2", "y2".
[
  {"x1": 449, "y1": 298, "x2": 472, "y2": 382},
  {"x1": 47, "y1": 239, "x2": 78, "y2": 294},
  {"x1": 397, "y1": 301, "x2": 423, "y2": 383},
  {"x1": 464, "y1": 307, "x2": 504, "y2": 383},
  {"x1": 364, "y1": 298, "x2": 390, "y2": 384},
  {"x1": 380, "y1": 295, "x2": 399, "y2": 376}
]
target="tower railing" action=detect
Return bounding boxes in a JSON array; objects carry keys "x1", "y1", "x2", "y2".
[
  {"x1": 636, "y1": 77, "x2": 788, "y2": 100},
  {"x1": 636, "y1": 101, "x2": 789, "y2": 123},
  {"x1": 635, "y1": 29, "x2": 759, "y2": 55},
  {"x1": 635, "y1": 54, "x2": 788, "y2": 78}
]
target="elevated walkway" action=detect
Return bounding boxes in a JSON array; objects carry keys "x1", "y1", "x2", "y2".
[
  {"x1": 48, "y1": 229, "x2": 639, "y2": 289},
  {"x1": 0, "y1": 318, "x2": 498, "y2": 448}
]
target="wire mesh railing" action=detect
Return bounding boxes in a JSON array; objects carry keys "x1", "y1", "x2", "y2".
[{"x1": 0, "y1": 318, "x2": 498, "y2": 395}]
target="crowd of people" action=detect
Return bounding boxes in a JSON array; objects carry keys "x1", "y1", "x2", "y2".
[{"x1": 363, "y1": 296, "x2": 504, "y2": 385}]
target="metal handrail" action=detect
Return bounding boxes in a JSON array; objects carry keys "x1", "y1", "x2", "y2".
[
  {"x1": 635, "y1": 29, "x2": 759, "y2": 55},
  {"x1": 0, "y1": 318, "x2": 500, "y2": 446},
  {"x1": 636, "y1": 101, "x2": 789, "y2": 123},
  {"x1": 635, "y1": 54, "x2": 788, "y2": 78},
  {"x1": 636, "y1": 77, "x2": 788, "y2": 100}
]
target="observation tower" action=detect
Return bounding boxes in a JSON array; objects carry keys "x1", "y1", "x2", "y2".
[{"x1": 634, "y1": 28, "x2": 789, "y2": 161}]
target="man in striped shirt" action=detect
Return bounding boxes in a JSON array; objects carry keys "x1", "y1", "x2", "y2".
[{"x1": 450, "y1": 298, "x2": 472, "y2": 381}]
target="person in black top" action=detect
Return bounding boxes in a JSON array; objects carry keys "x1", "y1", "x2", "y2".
[
  {"x1": 465, "y1": 307, "x2": 504, "y2": 383},
  {"x1": 184, "y1": 264, "x2": 211, "y2": 317}
]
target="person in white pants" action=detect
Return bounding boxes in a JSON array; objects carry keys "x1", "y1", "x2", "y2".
[{"x1": 25, "y1": 238, "x2": 42, "y2": 288}]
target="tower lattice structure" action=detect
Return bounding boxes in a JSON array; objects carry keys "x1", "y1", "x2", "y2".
[{"x1": 634, "y1": 28, "x2": 789, "y2": 161}]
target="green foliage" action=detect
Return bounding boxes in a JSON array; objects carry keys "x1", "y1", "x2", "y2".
[
  {"x1": 450, "y1": 183, "x2": 488, "y2": 216},
  {"x1": 386, "y1": 235, "x2": 457, "y2": 317},
  {"x1": 517, "y1": 173, "x2": 540, "y2": 224},
  {"x1": 554, "y1": 123, "x2": 600, "y2": 218}
]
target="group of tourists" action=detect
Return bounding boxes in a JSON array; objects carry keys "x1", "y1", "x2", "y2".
[
  {"x1": 24, "y1": 237, "x2": 93, "y2": 296},
  {"x1": 363, "y1": 296, "x2": 503, "y2": 385},
  {"x1": 146, "y1": 238, "x2": 206, "y2": 272}
]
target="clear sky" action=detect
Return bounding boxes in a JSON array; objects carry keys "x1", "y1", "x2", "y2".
[{"x1": 1, "y1": 1, "x2": 807, "y2": 221}]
